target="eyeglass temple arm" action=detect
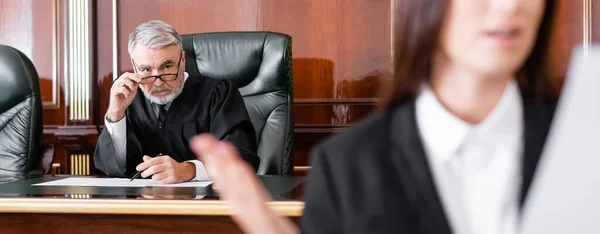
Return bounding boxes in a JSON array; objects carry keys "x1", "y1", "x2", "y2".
[{"x1": 130, "y1": 59, "x2": 138, "y2": 73}]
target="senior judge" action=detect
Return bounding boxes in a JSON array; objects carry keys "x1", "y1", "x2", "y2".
[{"x1": 94, "y1": 20, "x2": 259, "y2": 184}]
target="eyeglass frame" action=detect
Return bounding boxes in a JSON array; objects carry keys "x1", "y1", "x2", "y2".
[{"x1": 131, "y1": 51, "x2": 183, "y2": 84}]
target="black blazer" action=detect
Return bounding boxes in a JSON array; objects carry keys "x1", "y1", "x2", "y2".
[{"x1": 300, "y1": 96, "x2": 556, "y2": 234}]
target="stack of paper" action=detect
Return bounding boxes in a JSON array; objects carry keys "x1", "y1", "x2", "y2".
[{"x1": 33, "y1": 177, "x2": 213, "y2": 187}]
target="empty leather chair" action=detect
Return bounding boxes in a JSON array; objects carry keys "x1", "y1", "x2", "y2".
[
  {"x1": 182, "y1": 32, "x2": 294, "y2": 176},
  {"x1": 0, "y1": 45, "x2": 45, "y2": 176}
]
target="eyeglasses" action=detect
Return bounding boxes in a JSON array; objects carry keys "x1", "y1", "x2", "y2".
[{"x1": 131, "y1": 52, "x2": 183, "y2": 84}]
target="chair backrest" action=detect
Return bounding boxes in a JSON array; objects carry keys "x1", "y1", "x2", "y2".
[
  {"x1": 0, "y1": 45, "x2": 42, "y2": 176},
  {"x1": 182, "y1": 32, "x2": 294, "y2": 176}
]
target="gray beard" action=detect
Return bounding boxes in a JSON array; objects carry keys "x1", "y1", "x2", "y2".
[{"x1": 140, "y1": 76, "x2": 185, "y2": 105}]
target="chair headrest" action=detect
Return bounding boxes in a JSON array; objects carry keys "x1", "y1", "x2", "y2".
[
  {"x1": 0, "y1": 45, "x2": 41, "y2": 113},
  {"x1": 182, "y1": 32, "x2": 292, "y2": 96}
]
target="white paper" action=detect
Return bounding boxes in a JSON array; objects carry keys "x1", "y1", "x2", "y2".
[
  {"x1": 521, "y1": 47, "x2": 600, "y2": 234},
  {"x1": 33, "y1": 177, "x2": 213, "y2": 187}
]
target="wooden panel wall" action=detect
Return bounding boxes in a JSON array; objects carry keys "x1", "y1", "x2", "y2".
[
  {"x1": 594, "y1": 0, "x2": 600, "y2": 42},
  {"x1": 0, "y1": 0, "x2": 63, "y2": 116},
  {"x1": 0, "y1": 0, "x2": 590, "y2": 174},
  {"x1": 96, "y1": 0, "x2": 390, "y2": 168},
  {"x1": 0, "y1": 0, "x2": 97, "y2": 174}
]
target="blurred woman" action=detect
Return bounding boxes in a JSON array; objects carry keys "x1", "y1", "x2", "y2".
[{"x1": 191, "y1": 0, "x2": 557, "y2": 233}]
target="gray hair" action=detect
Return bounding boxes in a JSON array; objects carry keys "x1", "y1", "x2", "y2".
[{"x1": 128, "y1": 20, "x2": 182, "y2": 54}]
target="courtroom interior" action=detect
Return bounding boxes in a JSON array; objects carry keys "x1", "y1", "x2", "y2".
[{"x1": 0, "y1": 0, "x2": 599, "y2": 233}]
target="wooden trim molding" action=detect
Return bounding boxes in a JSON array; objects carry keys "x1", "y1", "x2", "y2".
[
  {"x1": 112, "y1": 0, "x2": 119, "y2": 81},
  {"x1": 293, "y1": 166, "x2": 311, "y2": 173},
  {"x1": 43, "y1": 125, "x2": 99, "y2": 136},
  {"x1": 0, "y1": 198, "x2": 304, "y2": 217},
  {"x1": 294, "y1": 98, "x2": 379, "y2": 105},
  {"x1": 98, "y1": 124, "x2": 348, "y2": 133},
  {"x1": 43, "y1": 0, "x2": 62, "y2": 109},
  {"x1": 583, "y1": 0, "x2": 592, "y2": 50},
  {"x1": 70, "y1": 154, "x2": 91, "y2": 175},
  {"x1": 68, "y1": 0, "x2": 91, "y2": 121},
  {"x1": 295, "y1": 124, "x2": 348, "y2": 133}
]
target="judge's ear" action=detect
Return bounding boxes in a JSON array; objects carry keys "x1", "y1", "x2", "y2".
[{"x1": 181, "y1": 50, "x2": 186, "y2": 71}]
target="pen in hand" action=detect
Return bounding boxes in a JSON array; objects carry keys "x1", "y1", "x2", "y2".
[{"x1": 130, "y1": 153, "x2": 162, "y2": 181}]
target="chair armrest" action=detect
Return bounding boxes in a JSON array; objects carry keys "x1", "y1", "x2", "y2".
[{"x1": 37, "y1": 144, "x2": 55, "y2": 174}]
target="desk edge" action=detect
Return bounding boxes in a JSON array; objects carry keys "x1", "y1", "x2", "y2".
[{"x1": 0, "y1": 198, "x2": 304, "y2": 217}]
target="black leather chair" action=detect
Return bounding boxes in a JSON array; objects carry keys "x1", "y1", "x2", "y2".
[
  {"x1": 182, "y1": 32, "x2": 294, "y2": 176},
  {"x1": 0, "y1": 45, "x2": 45, "y2": 176}
]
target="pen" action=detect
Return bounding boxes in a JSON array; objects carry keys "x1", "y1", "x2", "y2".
[{"x1": 130, "y1": 153, "x2": 162, "y2": 181}]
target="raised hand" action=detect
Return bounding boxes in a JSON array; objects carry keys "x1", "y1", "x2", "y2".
[
  {"x1": 107, "y1": 72, "x2": 142, "y2": 122},
  {"x1": 190, "y1": 134, "x2": 299, "y2": 234}
]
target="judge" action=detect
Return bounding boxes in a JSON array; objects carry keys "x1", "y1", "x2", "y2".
[
  {"x1": 94, "y1": 20, "x2": 259, "y2": 184},
  {"x1": 189, "y1": 0, "x2": 557, "y2": 233}
]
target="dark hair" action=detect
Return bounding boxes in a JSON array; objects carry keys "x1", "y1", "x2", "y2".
[{"x1": 384, "y1": 0, "x2": 557, "y2": 107}]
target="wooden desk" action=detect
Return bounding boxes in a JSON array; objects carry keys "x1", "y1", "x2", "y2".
[{"x1": 0, "y1": 175, "x2": 305, "y2": 234}]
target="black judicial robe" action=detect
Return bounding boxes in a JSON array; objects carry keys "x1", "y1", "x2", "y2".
[
  {"x1": 301, "y1": 96, "x2": 556, "y2": 234},
  {"x1": 94, "y1": 76, "x2": 260, "y2": 177}
]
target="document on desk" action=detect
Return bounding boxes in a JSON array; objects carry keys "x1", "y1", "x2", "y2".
[{"x1": 33, "y1": 177, "x2": 213, "y2": 187}]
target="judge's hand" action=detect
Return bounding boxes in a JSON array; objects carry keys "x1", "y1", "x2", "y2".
[
  {"x1": 107, "y1": 72, "x2": 142, "y2": 122},
  {"x1": 135, "y1": 155, "x2": 196, "y2": 184},
  {"x1": 190, "y1": 134, "x2": 299, "y2": 234}
]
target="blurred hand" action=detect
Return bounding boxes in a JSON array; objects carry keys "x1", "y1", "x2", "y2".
[
  {"x1": 107, "y1": 72, "x2": 142, "y2": 122},
  {"x1": 135, "y1": 155, "x2": 196, "y2": 184},
  {"x1": 190, "y1": 134, "x2": 299, "y2": 234}
]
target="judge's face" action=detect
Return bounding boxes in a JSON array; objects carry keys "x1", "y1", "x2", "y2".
[
  {"x1": 131, "y1": 44, "x2": 186, "y2": 105},
  {"x1": 437, "y1": 0, "x2": 545, "y2": 78}
]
